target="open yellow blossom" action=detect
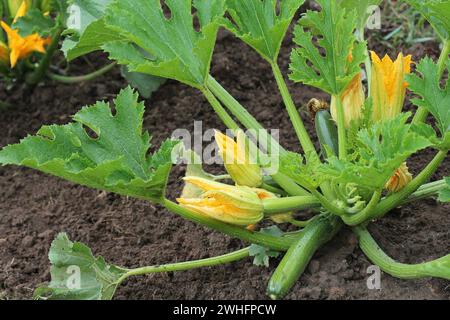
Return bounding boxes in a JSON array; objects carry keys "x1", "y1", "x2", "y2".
[
  {"x1": 331, "y1": 73, "x2": 365, "y2": 127},
  {"x1": 370, "y1": 52, "x2": 412, "y2": 121},
  {"x1": 385, "y1": 163, "x2": 413, "y2": 193},
  {"x1": 215, "y1": 130, "x2": 262, "y2": 187},
  {"x1": 13, "y1": 0, "x2": 31, "y2": 23},
  {"x1": 0, "y1": 21, "x2": 51, "y2": 68},
  {"x1": 177, "y1": 177, "x2": 269, "y2": 226}
]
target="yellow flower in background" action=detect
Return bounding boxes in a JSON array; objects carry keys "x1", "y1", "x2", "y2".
[
  {"x1": 330, "y1": 73, "x2": 365, "y2": 127},
  {"x1": 12, "y1": 0, "x2": 31, "y2": 23},
  {"x1": 1, "y1": 21, "x2": 51, "y2": 68},
  {"x1": 177, "y1": 177, "x2": 269, "y2": 226},
  {"x1": 0, "y1": 42, "x2": 9, "y2": 65},
  {"x1": 370, "y1": 52, "x2": 413, "y2": 121},
  {"x1": 215, "y1": 130, "x2": 262, "y2": 188},
  {"x1": 385, "y1": 163, "x2": 413, "y2": 193}
]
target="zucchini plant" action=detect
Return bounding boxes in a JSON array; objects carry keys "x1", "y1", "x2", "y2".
[{"x1": 1, "y1": 0, "x2": 449, "y2": 300}]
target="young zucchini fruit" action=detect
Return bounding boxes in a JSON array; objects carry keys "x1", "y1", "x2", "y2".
[
  {"x1": 315, "y1": 109, "x2": 339, "y2": 158},
  {"x1": 267, "y1": 214, "x2": 342, "y2": 300}
]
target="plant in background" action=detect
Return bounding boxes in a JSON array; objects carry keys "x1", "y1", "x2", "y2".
[{"x1": 0, "y1": 0, "x2": 449, "y2": 300}]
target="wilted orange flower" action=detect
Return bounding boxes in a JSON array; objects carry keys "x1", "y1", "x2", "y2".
[
  {"x1": 370, "y1": 52, "x2": 413, "y2": 121},
  {"x1": 385, "y1": 163, "x2": 413, "y2": 193}
]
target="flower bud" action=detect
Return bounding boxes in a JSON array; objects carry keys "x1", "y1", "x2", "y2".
[
  {"x1": 215, "y1": 130, "x2": 262, "y2": 187},
  {"x1": 370, "y1": 52, "x2": 412, "y2": 121},
  {"x1": 177, "y1": 177, "x2": 269, "y2": 226}
]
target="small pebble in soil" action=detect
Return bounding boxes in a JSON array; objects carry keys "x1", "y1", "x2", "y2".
[
  {"x1": 21, "y1": 235, "x2": 35, "y2": 248},
  {"x1": 308, "y1": 260, "x2": 320, "y2": 274}
]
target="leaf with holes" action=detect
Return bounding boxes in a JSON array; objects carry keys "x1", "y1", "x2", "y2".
[
  {"x1": 34, "y1": 233, "x2": 126, "y2": 300},
  {"x1": 102, "y1": 0, "x2": 225, "y2": 88},
  {"x1": 0, "y1": 87, "x2": 179, "y2": 202},
  {"x1": 289, "y1": 0, "x2": 366, "y2": 95},
  {"x1": 222, "y1": 0, "x2": 305, "y2": 62}
]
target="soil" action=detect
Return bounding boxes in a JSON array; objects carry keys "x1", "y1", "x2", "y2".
[{"x1": 0, "y1": 21, "x2": 449, "y2": 300}]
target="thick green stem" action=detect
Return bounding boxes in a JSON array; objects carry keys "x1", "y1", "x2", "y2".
[
  {"x1": 373, "y1": 150, "x2": 447, "y2": 219},
  {"x1": 119, "y1": 247, "x2": 250, "y2": 284},
  {"x1": 271, "y1": 172, "x2": 310, "y2": 197},
  {"x1": 201, "y1": 86, "x2": 240, "y2": 131},
  {"x1": 270, "y1": 63, "x2": 317, "y2": 157},
  {"x1": 413, "y1": 40, "x2": 450, "y2": 124},
  {"x1": 311, "y1": 189, "x2": 346, "y2": 216},
  {"x1": 341, "y1": 190, "x2": 382, "y2": 226},
  {"x1": 403, "y1": 179, "x2": 446, "y2": 203},
  {"x1": 163, "y1": 199, "x2": 294, "y2": 251},
  {"x1": 333, "y1": 95, "x2": 347, "y2": 160},
  {"x1": 354, "y1": 226, "x2": 450, "y2": 280},
  {"x1": 206, "y1": 75, "x2": 285, "y2": 154},
  {"x1": 263, "y1": 196, "x2": 320, "y2": 215},
  {"x1": 47, "y1": 62, "x2": 117, "y2": 84},
  {"x1": 26, "y1": 28, "x2": 62, "y2": 85}
]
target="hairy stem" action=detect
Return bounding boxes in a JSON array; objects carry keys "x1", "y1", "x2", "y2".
[
  {"x1": 270, "y1": 63, "x2": 317, "y2": 157},
  {"x1": 412, "y1": 39, "x2": 450, "y2": 124},
  {"x1": 354, "y1": 226, "x2": 450, "y2": 280},
  {"x1": 47, "y1": 62, "x2": 117, "y2": 84},
  {"x1": 263, "y1": 196, "x2": 321, "y2": 215},
  {"x1": 206, "y1": 75, "x2": 285, "y2": 154},
  {"x1": 26, "y1": 27, "x2": 63, "y2": 85},
  {"x1": 333, "y1": 95, "x2": 347, "y2": 160},
  {"x1": 118, "y1": 247, "x2": 250, "y2": 284}
]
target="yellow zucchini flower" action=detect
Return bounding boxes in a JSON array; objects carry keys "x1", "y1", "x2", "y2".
[
  {"x1": 330, "y1": 73, "x2": 365, "y2": 127},
  {"x1": 215, "y1": 130, "x2": 262, "y2": 187},
  {"x1": 177, "y1": 177, "x2": 270, "y2": 226},
  {"x1": 0, "y1": 21, "x2": 51, "y2": 68},
  {"x1": 385, "y1": 163, "x2": 413, "y2": 193},
  {"x1": 370, "y1": 52, "x2": 413, "y2": 121},
  {"x1": 12, "y1": 0, "x2": 31, "y2": 23}
]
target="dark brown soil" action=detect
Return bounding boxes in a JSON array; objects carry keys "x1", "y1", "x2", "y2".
[{"x1": 0, "y1": 27, "x2": 449, "y2": 300}]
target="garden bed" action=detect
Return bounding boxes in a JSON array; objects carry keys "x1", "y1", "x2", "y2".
[{"x1": 0, "y1": 27, "x2": 449, "y2": 300}]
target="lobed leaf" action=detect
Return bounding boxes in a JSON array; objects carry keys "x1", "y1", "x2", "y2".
[
  {"x1": 34, "y1": 233, "x2": 126, "y2": 300},
  {"x1": 0, "y1": 87, "x2": 179, "y2": 202},
  {"x1": 321, "y1": 114, "x2": 432, "y2": 189},
  {"x1": 407, "y1": 57, "x2": 450, "y2": 138},
  {"x1": 222, "y1": 0, "x2": 305, "y2": 62},
  {"x1": 249, "y1": 226, "x2": 283, "y2": 267},
  {"x1": 404, "y1": 0, "x2": 450, "y2": 41},
  {"x1": 289, "y1": 0, "x2": 366, "y2": 95},
  {"x1": 13, "y1": 8, "x2": 55, "y2": 37},
  {"x1": 102, "y1": 0, "x2": 225, "y2": 88},
  {"x1": 120, "y1": 66, "x2": 166, "y2": 99}
]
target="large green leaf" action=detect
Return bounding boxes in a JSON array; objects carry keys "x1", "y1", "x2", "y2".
[
  {"x1": 0, "y1": 87, "x2": 178, "y2": 202},
  {"x1": 34, "y1": 233, "x2": 126, "y2": 300},
  {"x1": 120, "y1": 66, "x2": 166, "y2": 99},
  {"x1": 102, "y1": 0, "x2": 225, "y2": 88},
  {"x1": 289, "y1": 0, "x2": 366, "y2": 95},
  {"x1": 404, "y1": 0, "x2": 450, "y2": 41},
  {"x1": 13, "y1": 8, "x2": 55, "y2": 37},
  {"x1": 222, "y1": 0, "x2": 305, "y2": 62},
  {"x1": 321, "y1": 114, "x2": 432, "y2": 189},
  {"x1": 337, "y1": 0, "x2": 382, "y2": 31},
  {"x1": 407, "y1": 57, "x2": 450, "y2": 137},
  {"x1": 62, "y1": 0, "x2": 122, "y2": 60}
]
